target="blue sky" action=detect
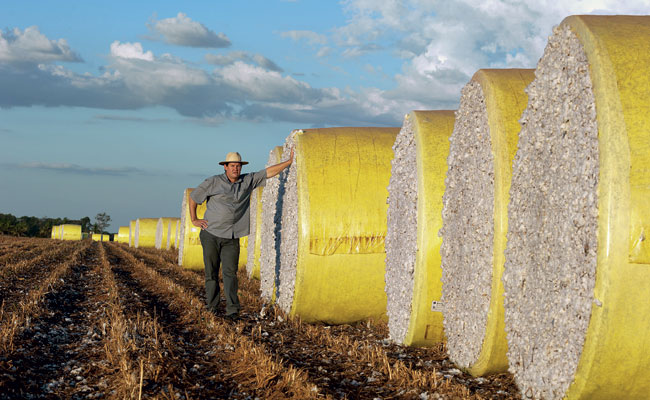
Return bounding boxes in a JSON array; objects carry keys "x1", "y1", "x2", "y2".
[{"x1": 2, "y1": 0, "x2": 649, "y2": 231}]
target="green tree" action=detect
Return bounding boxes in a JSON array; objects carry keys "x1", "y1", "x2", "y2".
[
  {"x1": 80, "y1": 216, "x2": 91, "y2": 232},
  {"x1": 94, "y1": 212, "x2": 111, "y2": 233}
]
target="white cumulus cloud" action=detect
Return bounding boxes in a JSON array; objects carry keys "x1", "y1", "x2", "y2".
[
  {"x1": 0, "y1": 26, "x2": 82, "y2": 64},
  {"x1": 110, "y1": 41, "x2": 154, "y2": 61},
  {"x1": 148, "y1": 12, "x2": 231, "y2": 48},
  {"x1": 205, "y1": 51, "x2": 283, "y2": 72}
]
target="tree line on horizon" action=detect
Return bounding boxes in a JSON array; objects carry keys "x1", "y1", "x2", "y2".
[{"x1": 0, "y1": 212, "x2": 111, "y2": 238}]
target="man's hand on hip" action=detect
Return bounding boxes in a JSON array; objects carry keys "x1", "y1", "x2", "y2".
[{"x1": 192, "y1": 219, "x2": 208, "y2": 229}]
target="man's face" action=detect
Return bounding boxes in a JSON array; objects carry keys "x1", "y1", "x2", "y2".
[{"x1": 224, "y1": 162, "x2": 242, "y2": 182}]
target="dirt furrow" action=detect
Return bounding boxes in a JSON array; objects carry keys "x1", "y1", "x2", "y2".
[
  {"x1": 0, "y1": 240, "x2": 98, "y2": 398},
  {"x1": 0, "y1": 238, "x2": 55, "y2": 268},
  {"x1": 0, "y1": 241, "x2": 84, "y2": 309},
  {"x1": 106, "y1": 243, "x2": 320, "y2": 399},
  {"x1": 117, "y1": 244, "x2": 519, "y2": 399}
]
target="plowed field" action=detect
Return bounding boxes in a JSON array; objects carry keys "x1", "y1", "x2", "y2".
[{"x1": 0, "y1": 236, "x2": 518, "y2": 399}]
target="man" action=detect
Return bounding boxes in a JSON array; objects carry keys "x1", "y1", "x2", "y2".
[{"x1": 189, "y1": 150, "x2": 293, "y2": 321}]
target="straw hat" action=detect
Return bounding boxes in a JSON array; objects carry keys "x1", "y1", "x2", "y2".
[{"x1": 219, "y1": 152, "x2": 248, "y2": 165}]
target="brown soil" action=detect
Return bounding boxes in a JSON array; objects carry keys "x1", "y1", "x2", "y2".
[{"x1": 0, "y1": 236, "x2": 519, "y2": 399}]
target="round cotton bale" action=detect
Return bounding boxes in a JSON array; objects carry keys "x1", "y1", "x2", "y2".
[
  {"x1": 178, "y1": 188, "x2": 207, "y2": 271},
  {"x1": 238, "y1": 236, "x2": 248, "y2": 271},
  {"x1": 50, "y1": 226, "x2": 56, "y2": 239},
  {"x1": 276, "y1": 127, "x2": 399, "y2": 324},
  {"x1": 116, "y1": 226, "x2": 129, "y2": 244},
  {"x1": 60, "y1": 224, "x2": 82, "y2": 241},
  {"x1": 128, "y1": 220, "x2": 136, "y2": 247},
  {"x1": 503, "y1": 15, "x2": 650, "y2": 400},
  {"x1": 385, "y1": 110, "x2": 456, "y2": 347},
  {"x1": 155, "y1": 217, "x2": 178, "y2": 250},
  {"x1": 259, "y1": 146, "x2": 286, "y2": 302},
  {"x1": 440, "y1": 68, "x2": 534, "y2": 376},
  {"x1": 167, "y1": 219, "x2": 180, "y2": 249},
  {"x1": 134, "y1": 218, "x2": 158, "y2": 248},
  {"x1": 52, "y1": 225, "x2": 60, "y2": 240},
  {"x1": 246, "y1": 180, "x2": 266, "y2": 280}
]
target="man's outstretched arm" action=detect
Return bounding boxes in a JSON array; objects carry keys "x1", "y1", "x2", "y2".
[{"x1": 266, "y1": 147, "x2": 294, "y2": 178}]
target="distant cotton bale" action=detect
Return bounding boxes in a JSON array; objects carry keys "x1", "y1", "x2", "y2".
[
  {"x1": 439, "y1": 68, "x2": 534, "y2": 376},
  {"x1": 168, "y1": 219, "x2": 180, "y2": 249},
  {"x1": 60, "y1": 224, "x2": 82, "y2": 241},
  {"x1": 385, "y1": 110, "x2": 455, "y2": 347},
  {"x1": 50, "y1": 226, "x2": 56, "y2": 239},
  {"x1": 259, "y1": 146, "x2": 285, "y2": 302},
  {"x1": 92, "y1": 233, "x2": 110, "y2": 242},
  {"x1": 174, "y1": 219, "x2": 181, "y2": 249},
  {"x1": 277, "y1": 127, "x2": 399, "y2": 324},
  {"x1": 156, "y1": 217, "x2": 179, "y2": 250},
  {"x1": 503, "y1": 15, "x2": 650, "y2": 400},
  {"x1": 116, "y1": 226, "x2": 129, "y2": 244},
  {"x1": 178, "y1": 188, "x2": 207, "y2": 271},
  {"x1": 129, "y1": 220, "x2": 136, "y2": 247},
  {"x1": 246, "y1": 178, "x2": 267, "y2": 280},
  {"x1": 135, "y1": 218, "x2": 158, "y2": 248}
]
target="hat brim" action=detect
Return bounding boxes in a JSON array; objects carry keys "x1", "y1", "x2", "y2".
[{"x1": 219, "y1": 161, "x2": 249, "y2": 165}]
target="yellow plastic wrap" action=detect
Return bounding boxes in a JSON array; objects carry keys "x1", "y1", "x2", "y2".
[
  {"x1": 116, "y1": 226, "x2": 129, "y2": 244},
  {"x1": 60, "y1": 224, "x2": 82, "y2": 241},
  {"x1": 248, "y1": 185, "x2": 264, "y2": 279},
  {"x1": 156, "y1": 217, "x2": 179, "y2": 250},
  {"x1": 238, "y1": 236, "x2": 248, "y2": 271},
  {"x1": 400, "y1": 110, "x2": 456, "y2": 347},
  {"x1": 178, "y1": 188, "x2": 207, "y2": 271},
  {"x1": 286, "y1": 127, "x2": 399, "y2": 324},
  {"x1": 135, "y1": 218, "x2": 158, "y2": 248},
  {"x1": 547, "y1": 15, "x2": 650, "y2": 399},
  {"x1": 50, "y1": 226, "x2": 56, "y2": 239},
  {"x1": 92, "y1": 233, "x2": 109, "y2": 242},
  {"x1": 129, "y1": 220, "x2": 136, "y2": 247}
]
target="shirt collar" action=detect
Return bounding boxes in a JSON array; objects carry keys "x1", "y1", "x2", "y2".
[{"x1": 219, "y1": 172, "x2": 243, "y2": 184}]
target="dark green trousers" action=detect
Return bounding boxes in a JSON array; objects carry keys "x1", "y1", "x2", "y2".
[{"x1": 199, "y1": 230, "x2": 240, "y2": 315}]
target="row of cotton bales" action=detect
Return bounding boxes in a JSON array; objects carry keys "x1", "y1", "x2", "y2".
[
  {"x1": 390, "y1": 15, "x2": 650, "y2": 400},
  {"x1": 225, "y1": 15, "x2": 650, "y2": 400},
  {"x1": 113, "y1": 217, "x2": 181, "y2": 249}
]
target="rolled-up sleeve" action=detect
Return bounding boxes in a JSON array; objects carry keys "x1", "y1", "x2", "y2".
[
  {"x1": 190, "y1": 177, "x2": 214, "y2": 204},
  {"x1": 252, "y1": 169, "x2": 267, "y2": 189}
]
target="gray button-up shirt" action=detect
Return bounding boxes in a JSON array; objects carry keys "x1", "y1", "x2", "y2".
[{"x1": 190, "y1": 169, "x2": 267, "y2": 239}]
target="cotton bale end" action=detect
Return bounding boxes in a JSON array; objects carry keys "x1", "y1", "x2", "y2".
[
  {"x1": 385, "y1": 110, "x2": 456, "y2": 347},
  {"x1": 440, "y1": 68, "x2": 534, "y2": 376},
  {"x1": 259, "y1": 146, "x2": 286, "y2": 303},
  {"x1": 156, "y1": 217, "x2": 178, "y2": 250},
  {"x1": 503, "y1": 15, "x2": 650, "y2": 400}
]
